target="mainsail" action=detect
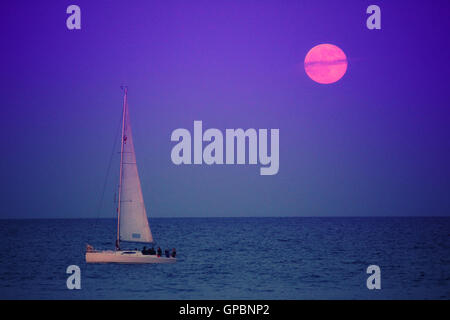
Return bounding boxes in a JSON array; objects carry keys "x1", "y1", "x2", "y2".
[{"x1": 117, "y1": 88, "x2": 153, "y2": 243}]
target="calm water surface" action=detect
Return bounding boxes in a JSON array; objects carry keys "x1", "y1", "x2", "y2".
[{"x1": 0, "y1": 217, "x2": 448, "y2": 299}]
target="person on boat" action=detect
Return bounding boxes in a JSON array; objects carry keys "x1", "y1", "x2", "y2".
[
  {"x1": 115, "y1": 239, "x2": 121, "y2": 251},
  {"x1": 171, "y1": 248, "x2": 176, "y2": 258},
  {"x1": 86, "y1": 244, "x2": 94, "y2": 252},
  {"x1": 157, "y1": 247, "x2": 162, "y2": 257},
  {"x1": 141, "y1": 246, "x2": 148, "y2": 255},
  {"x1": 149, "y1": 247, "x2": 155, "y2": 255},
  {"x1": 165, "y1": 249, "x2": 170, "y2": 258}
]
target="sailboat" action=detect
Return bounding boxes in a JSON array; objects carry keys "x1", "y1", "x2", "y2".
[{"x1": 86, "y1": 87, "x2": 176, "y2": 264}]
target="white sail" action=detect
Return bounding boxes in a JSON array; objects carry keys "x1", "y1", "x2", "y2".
[
  {"x1": 118, "y1": 89, "x2": 153, "y2": 243},
  {"x1": 85, "y1": 88, "x2": 176, "y2": 264}
]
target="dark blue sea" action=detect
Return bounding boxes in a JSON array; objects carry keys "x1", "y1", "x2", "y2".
[{"x1": 0, "y1": 217, "x2": 448, "y2": 299}]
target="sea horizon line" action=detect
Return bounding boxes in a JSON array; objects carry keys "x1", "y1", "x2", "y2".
[{"x1": 1, "y1": 215, "x2": 448, "y2": 220}]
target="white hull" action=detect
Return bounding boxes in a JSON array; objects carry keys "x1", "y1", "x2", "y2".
[{"x1": 86, "y1": 250, "x2": 176, "y2": 264}]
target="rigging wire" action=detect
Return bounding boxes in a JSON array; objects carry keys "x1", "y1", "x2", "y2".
[{"x1": 86, "y1": 109, "x2": 123, "y2": 248}]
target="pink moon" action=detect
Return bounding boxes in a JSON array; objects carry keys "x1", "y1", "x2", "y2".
[{"x1": 304, "y1": 44, "x2": 348, "y2": 84}]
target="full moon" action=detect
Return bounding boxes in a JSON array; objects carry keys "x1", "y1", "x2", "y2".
[{"x1": 304, "y1": 44, "x2": 348, "y2": 84}]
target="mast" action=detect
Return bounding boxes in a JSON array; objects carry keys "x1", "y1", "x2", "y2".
[{"x1": 116, "y1": 86, "x2": 128, "y2": 249}]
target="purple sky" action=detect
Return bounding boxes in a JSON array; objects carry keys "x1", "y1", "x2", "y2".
[{"x1": 1, "y1": 0, "x2": 449, "y2": 218}]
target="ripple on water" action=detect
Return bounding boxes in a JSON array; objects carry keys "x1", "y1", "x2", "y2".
[{"x1": 0, "y1": 217, "x2": 448, "y2": 299}]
